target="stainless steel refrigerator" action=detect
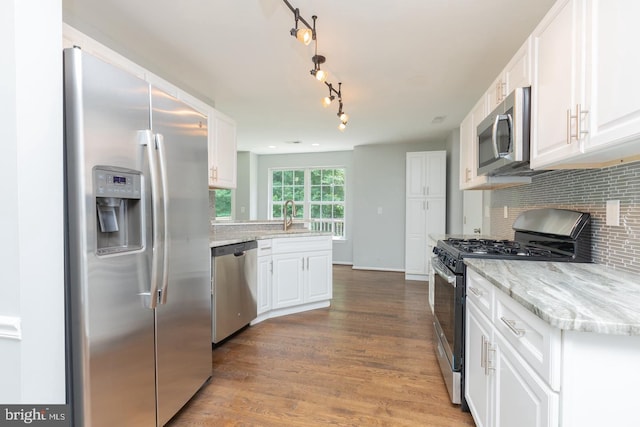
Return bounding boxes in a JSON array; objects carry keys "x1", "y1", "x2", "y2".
[{"x1": 63, "y1": 47, "x2": 212, "y2": 426}]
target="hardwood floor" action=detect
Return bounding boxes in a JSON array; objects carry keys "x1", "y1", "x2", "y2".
[{"x1": 167, "y1": 265, "x2": 475, "y2": 426}]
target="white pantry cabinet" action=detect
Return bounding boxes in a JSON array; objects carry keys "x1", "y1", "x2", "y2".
[
  {"x1": 252, "y1": 235, "x2": 332, "y2": 325},
  {"x1": 531, "y1": 0, "x2": 640, "y2": 169},
  {"x1": 405, "y1": 151, "x2": 446, "y2": 281}
]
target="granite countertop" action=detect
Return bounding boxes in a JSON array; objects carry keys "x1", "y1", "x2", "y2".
[
  {"x1": 210, "y1": 229, "x2": 332, "y2": 247},
  {"x1": 464, "y1": 259, "x2": 640, "y2": 336}
]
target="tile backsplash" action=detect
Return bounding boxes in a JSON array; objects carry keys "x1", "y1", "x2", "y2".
[{"x1": 490, "y1": 161, "x2": 640, "y2": 274}]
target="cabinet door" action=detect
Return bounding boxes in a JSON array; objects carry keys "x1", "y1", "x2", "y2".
[
  {"x1": 209, "y1": 110, "x2": 237, "y2": 189},
  {"x1": 494, "y1": 334, "x2": 559, "y2": 427},
  {"x1": 530, "y1": 0, "x2": 586, "y2": 169},
  {"x1": 406, "y1": 152, "x2": 426, "y2": 197},
  {"x1": 425, "y1": 152, "x2": 446, "y2": 198},
  {"x1": 272, "y1": 254, "x2": 304, "y2": 309},
  {"x1": 304, "y1": 250, "x2": 332, "y2": 303},
  {"x1": 585, "y1": 0, "x2": 640, "y2": 152},
  {"x1": 504, "y1": 38, "x2": 532, "y2": 95},
  {"x1": 465, "y1": 301, "x2": 493, "y2": 427},
  {"x1": 405, "y1": 198, "x2": 427, "y2": 275},
  {"x1": 257, "y1": 256, "x2": 272, "y2": 315},
  {"x1": 459, "y1": 98, "x2": 488, "y2": 189}
]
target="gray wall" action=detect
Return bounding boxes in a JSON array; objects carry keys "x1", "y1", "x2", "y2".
[
  {"x1": 489, "y1": 161, "x2": 640, "y2": 274},
  {"x1": 351, "y1": 140, "x2": 447, "y2": 271},
  {"x1": 235, "y1": 151, "x2": 258, "y2": 220},
  {"x1": 256, "y1": 151, "x2": 354, "y2": 264}
]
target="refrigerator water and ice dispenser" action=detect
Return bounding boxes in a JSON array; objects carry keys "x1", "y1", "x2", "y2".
[{"x1": 94, "y1": 166, "x2": 143, "y2": 255}]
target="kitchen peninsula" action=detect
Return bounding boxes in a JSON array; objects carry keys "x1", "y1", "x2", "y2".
[{"x1": 210, "y1": 221, "x2": 333, "y2": 325}]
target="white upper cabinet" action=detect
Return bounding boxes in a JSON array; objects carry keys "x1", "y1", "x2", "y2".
[
  {"x1": 209, "y1": 110, "x2": 237, "y2": 189},
  {"x1": 530, "y1": 0, "x2": 586, "y2": 169},
  {"x1": 583, "y1": 0, "x2": 640, "y2": 158},
  {"x1": 531, "y1": 0, "x2": 640, "y2": 169},
  {"x1": 486, "y1": 38, "x2": 532, "y2": 112}
]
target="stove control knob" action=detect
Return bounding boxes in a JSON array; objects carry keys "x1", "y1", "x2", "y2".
[
  {"x1": 433, "y1": 247, "x2": 439, "y2": 255},
  {"x1": 451, "y1": 259, "x2": 457, "y2": 269}
]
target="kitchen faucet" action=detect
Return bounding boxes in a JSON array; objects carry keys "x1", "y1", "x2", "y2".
[{"x1": 283, "y1": 200, "x2": 296, "y2": 231}]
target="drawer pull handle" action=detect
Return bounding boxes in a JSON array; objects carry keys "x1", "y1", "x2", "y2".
[
  {"x1": 468, "y1": 287, "x2": 483, "y2": 298},
  {"x1": 500, "y1": 317, "x2": 525, "y2": 337}
]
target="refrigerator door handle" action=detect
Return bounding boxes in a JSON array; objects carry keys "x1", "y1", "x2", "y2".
[
  {"x1": 139, "y1": 129, "x2": 162, "y2": 309},
  {"x1": 155, "y1": 133, "x2": 171, "y2": 305}
]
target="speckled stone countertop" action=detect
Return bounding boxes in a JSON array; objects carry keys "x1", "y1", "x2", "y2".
[
  {"x1": 210, "y1": 229, "x2": 331, "y2": 248},
  {"x1": 464, "y1": 259, "x2": 640, "y2": 336}
]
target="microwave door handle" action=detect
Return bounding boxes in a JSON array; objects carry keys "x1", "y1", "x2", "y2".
[
  {"x1": 499, "y1": 114, "x2": 514, "y2": 158},
  {"x1": 491, "y1": 115, "x2": 501, "y2": 158}
]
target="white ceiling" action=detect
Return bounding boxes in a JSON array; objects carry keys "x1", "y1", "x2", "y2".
[{"x1": 62, "y1": 0, "x2": 555, "y2": 154}]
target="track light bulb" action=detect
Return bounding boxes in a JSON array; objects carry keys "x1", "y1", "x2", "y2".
[
  {"x1": 296, "y1": 28, "x2": 312, "y2": 45},
  {"x1": 315, "y1": 69, "x2": 328, "y2": 82},
  {"x1": 338, "y1": 122, "x2": 346, "y2": 131},
  {"x1": 339, "y1": 112, "x2": 349, "y2": 123},
  {"x1": 322, "y1": 96, "x2": 333, "y2": 108}
]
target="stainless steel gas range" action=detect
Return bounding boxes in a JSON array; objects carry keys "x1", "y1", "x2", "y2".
[{"x1": 431, "y1": 208, "x2": 592, "y2": 407}]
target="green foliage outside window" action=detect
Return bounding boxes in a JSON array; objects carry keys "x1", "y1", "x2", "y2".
[
  {"x1": 215, "y1": 189, "x2": 232, "y2": 219},
  {"x1": 270, "y1": 167, "x2": 346, "y2": 238}
]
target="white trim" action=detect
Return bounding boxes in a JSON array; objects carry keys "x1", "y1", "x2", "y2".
[
  {"x1": 351, "y1": 266, "x2": 405, "y2": 273},
  {"x1": 0, "y1": 316, "x2": 22, "y2": 341},
  {"x1": 405, "y1": 274, "x2": 428, "y2": 282},
  {"x1": 332, "y1": 261, "x2": 353, "y2": 266}
]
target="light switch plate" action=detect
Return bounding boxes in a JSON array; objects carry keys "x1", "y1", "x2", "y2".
[{"x1": 606, "y1": 200, "x2": 620, "y2": 226}]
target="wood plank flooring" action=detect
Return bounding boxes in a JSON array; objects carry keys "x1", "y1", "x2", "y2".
[{"x1": 167, "y1": 265, "x2": 475, "y2": 426}]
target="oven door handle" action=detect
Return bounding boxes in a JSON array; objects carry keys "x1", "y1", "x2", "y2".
[{"x1": 432, "y1": 258, "x2": 457, "y2": 286}]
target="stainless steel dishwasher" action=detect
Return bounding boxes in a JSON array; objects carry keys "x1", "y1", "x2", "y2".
[{"x1": 211, "y1": 241, "x2": 257, "y2": 343}]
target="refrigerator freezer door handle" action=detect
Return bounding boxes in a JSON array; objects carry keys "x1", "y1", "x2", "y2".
[
  {"x1": 155, "y1": 133, "x2": 171, "y2": 304},
  {"x1": 139, "y1": 129, "x2": 161, "y2": 309}
]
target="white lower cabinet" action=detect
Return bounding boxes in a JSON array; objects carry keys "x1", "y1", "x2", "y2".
[
  {"x1": 253, "y1": 235, "x2": 332, "y2": 324},
  {"x1": 465, "y1": 269, "x2": 559, "y2": 427},
  {"x1": 256, "y1": 241, "x2": 272, "y2": 316},
  {"x1": 272, "y1": 253, "x2": 305, "y2": 309}
]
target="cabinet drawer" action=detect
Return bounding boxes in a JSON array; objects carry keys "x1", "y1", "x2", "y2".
[
  {"x1": 494, "y1": 289, "x2": 561, "y2": 390},
  {"x1": 272, "y1": 236, "x2": 332, "y2": 254},
  {"x1": 466, "y1": 270, "x2": 494, "y2": 320},
  {"x1": 257, "y1": 239, "x2": 272, "y2": 256}
]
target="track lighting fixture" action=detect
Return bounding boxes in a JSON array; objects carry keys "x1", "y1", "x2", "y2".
[
  {"x1": 289, "y1": 8, "x2": 312, "y2": 45},
  {"x1": 282, "y1": 0, "x2": 350, "y2": 130}
]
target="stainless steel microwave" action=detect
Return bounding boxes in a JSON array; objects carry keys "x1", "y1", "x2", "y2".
[{"x1": 476, "y1": 86, "x2": 531, "y2": 176}]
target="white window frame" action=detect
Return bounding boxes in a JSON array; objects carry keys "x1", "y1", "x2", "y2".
[{"x1": 268, "y1": 166, "x2": 346, "y2": 240}]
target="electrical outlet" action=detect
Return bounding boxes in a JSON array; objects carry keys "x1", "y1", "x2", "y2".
[
  {"x1": 377, "y1": 207, "x2": 383, "y2": 215},
  {"x1": 606, "y1": 200, "x2": 620, "y2": 226}
]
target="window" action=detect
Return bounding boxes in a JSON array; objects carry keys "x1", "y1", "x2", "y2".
[
  {"x1": 269, "y1": 167, "x2": 346, "y2": 239},
  {"x1": 214, "y1": 189, "x2": 233, "y2": 220}
]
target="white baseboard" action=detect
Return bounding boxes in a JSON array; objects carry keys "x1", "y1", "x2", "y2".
[
  {"x1": 332, "y1": 261, "x2": 353, "y2": 266},
  {"x1": 405, "y1": 274, "x2": 428, "y2": 282},
  {"x1": 351, "y1": 266, "x2": 405, "y2": 273}
]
